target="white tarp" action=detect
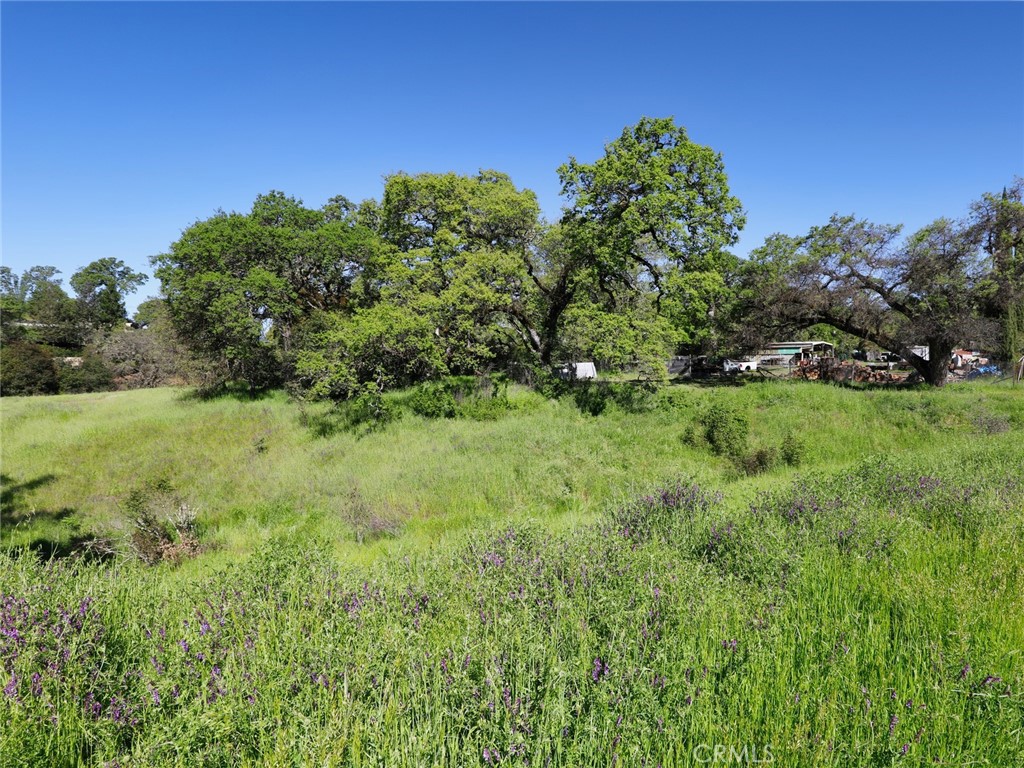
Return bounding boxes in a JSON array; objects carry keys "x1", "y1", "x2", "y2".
[{"x1": 557, "y1": 361, "x2": 597, "y2": 380}]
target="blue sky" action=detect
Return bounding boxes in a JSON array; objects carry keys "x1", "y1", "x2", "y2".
[{"x1": 3, "y1": 2, "x2": 1022, "y2": 313}]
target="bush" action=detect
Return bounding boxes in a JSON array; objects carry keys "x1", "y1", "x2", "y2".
[
  {"x1": 57, "y1": 355, "x2": 115, "y2": 394},
  {"x1": 701, "y1": 402, "x2": 750, "y2": 457},
  {"x1": 780, "y1": 431, "x2": 806, "y2": 466},
  {"x1": 0, "y1": 342, "x2": 58, "y2": 396},
  {"x1": 408, "y1": 383, "x2": 458, "y2": 418},
  {"x1": 344, "y1": 382, "x2": 400, "y2": 433},
  {"x1": 407, "y1": 375, "x2": 514, "y2": 420},
  {"x1": 457, "y1": 394, "x2": 513, "y2": 420},
  {"x1": 568, "y1": 381, "x2": 659, "y2": 417},
  {"x1": 122, "y1": 481, "x2": 202, "y2": 565},
  {"x1": 735, "y1": 446, "x2": 780, "y2": 476},
  {"x1": 572, "y1": 380, "x2": 611, "y2": 416},
  {"x1": 610, "y1": 381, "x2": 658, "y2": 413},
  {"x1": 97, "y1": 327, "x2": 185, "y2": 389},
  {"x1": 339, "y1": 487, "x2": 405, "y2": 543}
]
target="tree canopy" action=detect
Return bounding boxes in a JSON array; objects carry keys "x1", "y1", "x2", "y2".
[
  {"x1": 145, "y1": 121, "x2": 1022, "y2": 395},
  {"x1": 739, "y1": 198, "x2": 1014, "y2": 385},
  {"x1": 70, "y1": 258, "x2": 147, "y2": 329},
  {"x1": 152, "y1": 117, "x2": 747, "y2": 395}
]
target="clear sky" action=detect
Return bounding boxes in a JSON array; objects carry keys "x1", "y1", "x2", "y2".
[{"x1": 3, "y1": 1, "x2": 1022, "y2": 314}]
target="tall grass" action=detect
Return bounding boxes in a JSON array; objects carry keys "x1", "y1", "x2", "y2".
[
  {"x1": 1, "y1": 438, "x2": 1021, "y2": 765},
  {"x1": 3, "y1": 381, "x2": 1021, "y2": 567}
]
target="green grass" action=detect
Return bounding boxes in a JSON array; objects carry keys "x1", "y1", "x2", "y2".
[
  {"x1": 1, "y1": 380, "x2": 1022, "y2": 765},
  {"x1": 3, "y1": 380, "x2": 1021, "y2": 569}
]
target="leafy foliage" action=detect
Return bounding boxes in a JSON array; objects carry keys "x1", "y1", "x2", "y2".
[
  {"x1": 738, "y1": 192, "x2": 1022, "y2": 385},
  {"x1": 55, "y1": 355, "x2": 114, "y2": 394},
  {"x1": 700, "y1": 402, "x2": 751, "y2": 458},
  {"x1": 152, "y1": 118, "x2": 747, "y2": 396},
  {"x1": 0, "y1": 342, "x2": 58, "y2": 396},
  {"x1": 70, "y1": 258, "x2": 147, "y2": 329}
]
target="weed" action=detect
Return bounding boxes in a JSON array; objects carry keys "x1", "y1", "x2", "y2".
[
  {"x1": 339, "y1": 487, "x2": 405, "y2": 543},
  {"x1": 123, "y1": 482, "x2": 202, "y2": 565}
]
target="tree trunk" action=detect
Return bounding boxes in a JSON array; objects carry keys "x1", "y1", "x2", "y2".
[
  {"x1": 907, "y1": 339, "x2": 952, "y2": 386},
  {"x1": 538, "y1": 282, "x2": 574, "y2": 367}
]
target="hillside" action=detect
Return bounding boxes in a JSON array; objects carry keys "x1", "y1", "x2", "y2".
[{"x1": 1, "y1": 381, "x2": 1023, "y2": 765}]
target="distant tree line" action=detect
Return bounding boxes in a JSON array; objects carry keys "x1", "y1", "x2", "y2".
[
  {"x1": 0, "y1": 259, "x2": 199, "y2": 395},
  {"x1": 2, "y1": 118, "x2": 1020, "y2": 396}
]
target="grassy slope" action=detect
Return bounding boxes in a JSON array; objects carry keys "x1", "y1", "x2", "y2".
[
  {"x1": 1, "y1": 381, "x2": 1023, "y2": 766},
  {"x1": 2, "y1": 381, "x2": 1022, "y2": 568}
]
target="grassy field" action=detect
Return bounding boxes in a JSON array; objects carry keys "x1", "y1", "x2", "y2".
[
  {"x1": 1, "y1": 380, "x2": 1023, "y2": 765},
  {"x1": 3, "y1": 380, "x2": 1022, "y2": 565}
]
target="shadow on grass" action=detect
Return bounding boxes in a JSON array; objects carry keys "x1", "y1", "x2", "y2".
[
  {"x1": 2, "y1": 472, "x2": 57, "y2": 504},
  {"x1": 177, "y1": 383, "x2": 277, "y2": 403},
  {"x1": 304, "y1": 408, "x2": 349, "y2": 438},
  {"x1": 26, "y1": 533, "x2": 117, "y2": 563},
  {"x1": 1, "y1": 473, "x2": 65, "y2": 522},
  {"x1": 672, "y1": 372, "x2": 933, "y2": 392},
  {"x1": 674, "y1": 374, "x2": 750, "y2": 389},
  {"x1": 0, "y1": 473, "x2": 114, "y2": 562},
  {"x1": 301, "y1": 406, "x2": 392, "y2": 439}
]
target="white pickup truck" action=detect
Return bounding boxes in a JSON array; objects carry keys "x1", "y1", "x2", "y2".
[{"x1": 723, "y1": 358, "x2": 758, "y2": 373}]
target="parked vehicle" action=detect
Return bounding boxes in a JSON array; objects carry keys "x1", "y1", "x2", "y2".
[{"x1": 723, "y1": 358, "x2": 758, "y2": 373}]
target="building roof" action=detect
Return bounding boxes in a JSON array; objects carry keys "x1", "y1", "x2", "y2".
[{"x1": 762, "y1": 341, "x2": 834, "y2": 350}]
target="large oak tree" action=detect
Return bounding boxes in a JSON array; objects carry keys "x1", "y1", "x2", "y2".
[{"x1": 743, "y1": 214, "x2": 996, "y2": 386}]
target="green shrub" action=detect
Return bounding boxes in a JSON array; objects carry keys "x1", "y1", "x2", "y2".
[
  {"x1": 533, "y1": 369, "x2": 573, "y2": 400},
  {"x1": 567, "y1": 381, "x2": 659, "y2": 417},
  {"x1": 0, "y1": 342, "x2": 58, "y2": 396},
  {"x1": 344, "y1": 382, "x2": 400, "y2": 433},
  {"x1": 610, "y1": 381, "x2": 658, "y2": 413},
  {"x1": 57, "y1": 355, "x2": 115, "y2": 394},
  {"x1": 571, "y1": 380, "x2": 610, "y2": 415},
  {"x1": 701, "y1": 402, "x2": 750, "y2": 457},
  {"x1": 457, "y1": 394, "x2": 513, "y2": 420},
  {"x1": 780, "y1": 431, "x2": 806, "y2": 466},
  {"x1": 657, "y1": 387, "x2": 693, "y2": 411},
  {"x1": 408, "y1": 382, "x2": 458, "y2": 418},
  {"x1": 735, "y1": 445, "x2": 780, "y2": 475},
  {"x1": 407, "y1": 376, "x2": 514, "y2": 420}
]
